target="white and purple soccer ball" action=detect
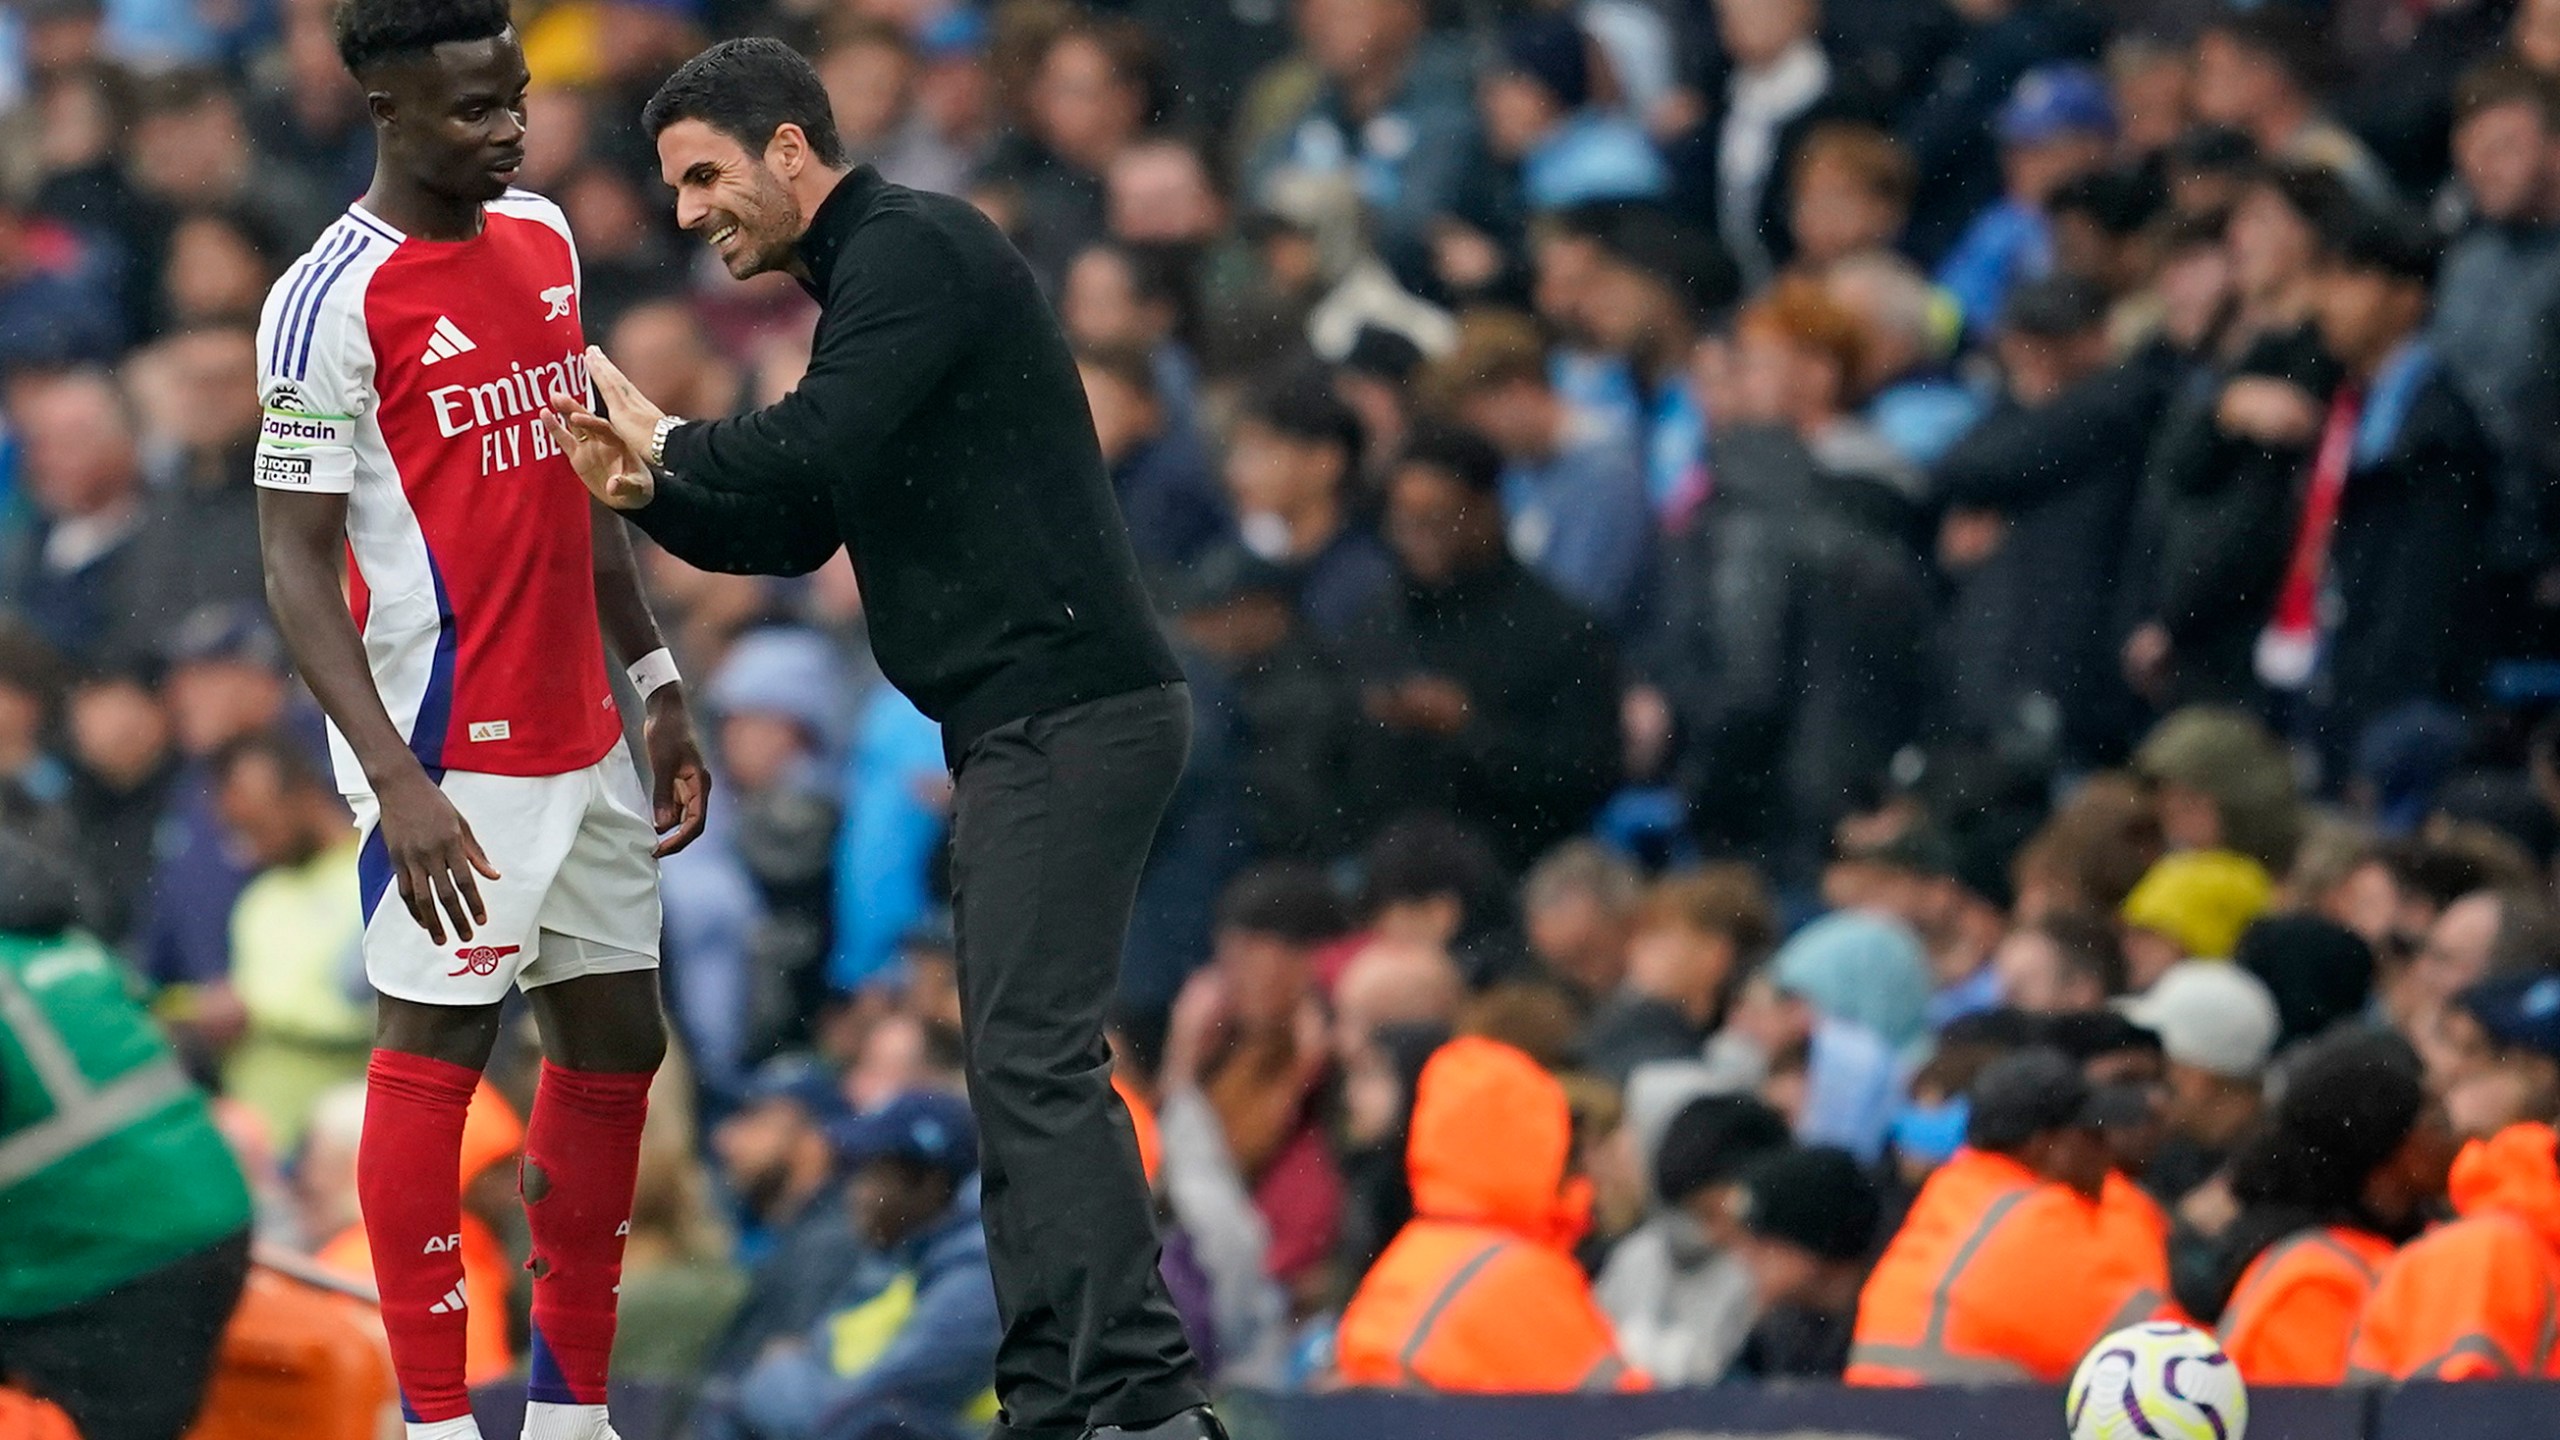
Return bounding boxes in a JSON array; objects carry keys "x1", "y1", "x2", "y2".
[{"x1": 2066, "y1": 1321, "x2": 2250, "y2": 1440}]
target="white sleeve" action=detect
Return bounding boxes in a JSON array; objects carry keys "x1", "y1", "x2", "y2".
[{"x1": 253, "y1": 259, "x2": 376, "y2": 496}]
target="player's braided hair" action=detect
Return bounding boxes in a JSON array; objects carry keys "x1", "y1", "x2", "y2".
[{"x1": 334, "y1": 0, "x2": 515, "y2": 77}]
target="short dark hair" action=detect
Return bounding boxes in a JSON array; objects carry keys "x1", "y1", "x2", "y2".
[
  {"x1": 2321, "y1": 199, "x2": 2440, "y2": 286},
  {"x1": 1396, "y1": 420, "x2": 1505, "y2": 495},
  {"x1": 2000, "y1": 274, "x2": 2111, "y2": 341},
  {"x1": 2048, "y1": 167, "x2": 2165, "y2": 239},
  {"x1": 2032, "y1": 909, "x2": 2130, "y2": 998},
  {"x1": 642, "y1": 36, "x2": 848, "y2": 170},
  {"x1": 1240, "y1": 366, "x2": 1363, "y2": 472},
  {"x1": 1215, "y1": 862, "x2": 1349, "y2": 944},
  {"x1": 2455, "y1": 55, "x2": 2560, "y2": 130},
  {"x1": 334, "y1": 0, "x2": 515, "y2": 77}
]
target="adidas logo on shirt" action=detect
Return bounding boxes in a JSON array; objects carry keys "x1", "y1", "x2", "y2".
[
  {"x1": 421, "y1": 316, "x2": 478, "y2": 365},
  {"x1": 429, "y1": 1281, "x2": 469, "y2": 1314}
]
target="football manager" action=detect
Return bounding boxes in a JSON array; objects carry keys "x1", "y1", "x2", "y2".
[{"x1": 545, "y1": 36, "x2": 1216, "y2": 1440}]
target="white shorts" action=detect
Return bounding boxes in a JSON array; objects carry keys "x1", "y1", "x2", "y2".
[{"x1": 351, "y1": 755, "x2": 662, "y2": 1006}]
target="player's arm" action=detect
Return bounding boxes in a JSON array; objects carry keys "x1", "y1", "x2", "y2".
[
  {"x1": 257, "y1": 488, "x2": 498, "y2": 944},
  {"x1": 589, "y1": 498, "x2": 710, "y2": 856}
]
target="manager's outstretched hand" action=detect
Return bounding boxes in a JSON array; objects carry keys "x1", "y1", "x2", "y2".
[{"x1": 546, "y1": 388, "x2": 655, "y2": 510}]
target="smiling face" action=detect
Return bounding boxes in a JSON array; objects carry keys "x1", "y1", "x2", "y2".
[
  {"x1": 369, "y1": 32, "x2": 529, "y2": 208},
  {"x1": 657, "y1": 116, "x2": 811, "y2": 280}
]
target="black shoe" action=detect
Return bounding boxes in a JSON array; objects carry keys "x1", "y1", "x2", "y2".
[{"x1": 1082, "y1": 1405, "x2": 1228, "y2": 1440}]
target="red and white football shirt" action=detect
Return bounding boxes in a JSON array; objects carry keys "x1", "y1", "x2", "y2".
[{"x1": 254, "y1": 192, "x2": 621, "y2": 792}]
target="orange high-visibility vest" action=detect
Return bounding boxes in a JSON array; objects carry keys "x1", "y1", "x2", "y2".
[
  {"x1": 1849, "y1": 1148, "x2": 2177, "y2": 1385},
  {"x1": 2218, "y1": 1225, "x2": 2394, "y2": 1385},
  {"x1": 2349, "y1": 1124, "x2": 2560, "y2": 1382}
]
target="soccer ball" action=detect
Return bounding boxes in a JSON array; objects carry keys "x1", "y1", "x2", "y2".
[{"x1": 2066, "y1": 1321, "x2": 2249, "y2": 1440}]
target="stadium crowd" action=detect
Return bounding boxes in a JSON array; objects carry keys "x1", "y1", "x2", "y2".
[{"x1": 19, "y1": 0, "x2": 2560, "y2": 1430}]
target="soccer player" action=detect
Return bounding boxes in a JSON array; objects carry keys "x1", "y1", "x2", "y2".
[{"x1": 252, "y1": 5, "x2": 707, "y2": 1439}]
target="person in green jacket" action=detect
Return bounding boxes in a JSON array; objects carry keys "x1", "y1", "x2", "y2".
[{"x1": 0, "y1": 832, "x2": 253, "y2": 1440}]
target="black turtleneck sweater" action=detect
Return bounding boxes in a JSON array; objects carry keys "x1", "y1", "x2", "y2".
[{"x1": 632, "y1": 166, "x2": 1179, "y2": 761}]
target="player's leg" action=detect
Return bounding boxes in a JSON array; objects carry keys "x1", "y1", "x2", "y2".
[
  {"x1": 357, "y1": 770, "x2": 579, "y2": 1440},
  {"x1": 365, "y1": 998, "x2": 507, "y2": 1440},
  {"x1": 512, "y1": 759, "x2": 666, "y2": 1440},
  {"x1": 948, "y1": 686, "x2": 1208, "y2": 1440}
]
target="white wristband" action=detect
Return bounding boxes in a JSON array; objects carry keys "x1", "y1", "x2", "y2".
[{"x1": 627, "y1": 648, "x2": 681, "y2": 701}]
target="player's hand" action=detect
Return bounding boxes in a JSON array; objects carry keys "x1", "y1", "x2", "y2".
[
  {"x1": 376, "y1": 767, "x2": 499, "y2": 945},
  {"x1": 546, "y1": 394, "x2": 655, "y2": 510},
  {"x1": 644, "y1": 685, "x2": 712, "y2": 857},
  {"x1": 583, "y1": 345, "x2": 667, "y2": 458}
]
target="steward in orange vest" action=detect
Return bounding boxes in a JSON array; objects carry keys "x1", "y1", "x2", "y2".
[
  {"x1": 1335, "y1": 1037, "x2": 1646, "y2": 1392},
  {"x1": 2351, "y1": 972, "x2": 2560, "y2": 1380},
  {"x1": 2212, "y1": 1030, "x2": 2449, "y2": 1385},
  {"x1": 1850, "y1": 1049, "x2": 2178, "y2": 1385}
]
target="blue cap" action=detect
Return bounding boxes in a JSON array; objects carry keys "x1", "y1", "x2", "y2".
[
  {"x1": 740, "y1": 1054, "x2": 851, "y2": 1125},
  {"x1": 2460, "y1": 972, "x2": 2560, "y2": 1060},
  {"x1": 1997, "y1": 65, "x2": 2116, "y2": 147},
  {"x1": 831, "y1": 1089, "x2": 979, "y2": 1180},
  {"x1": 707, "y1": 626, "x2": 848, "y2": 748}
]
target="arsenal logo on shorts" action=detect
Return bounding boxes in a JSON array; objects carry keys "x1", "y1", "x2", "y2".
[{"x1": 448, "y1": 943, "x2": 522, "y2": 977}]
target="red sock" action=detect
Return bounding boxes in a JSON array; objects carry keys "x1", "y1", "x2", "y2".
[
  {"x1": 359, "y1": 1049, "x2": 481, "y2": 1424},
  {"x1": 522, "y1": 1061, "x2": 653, "y2": 1406}
]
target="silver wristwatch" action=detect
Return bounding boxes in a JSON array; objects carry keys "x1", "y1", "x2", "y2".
[{"x1": 649, "y1": 414, "x2": 684, "y2": 468}]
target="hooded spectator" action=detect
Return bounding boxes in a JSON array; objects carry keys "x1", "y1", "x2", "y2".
[{"x1": 1335, "y1": 1036, "x2": 1648, "y2": 1391}]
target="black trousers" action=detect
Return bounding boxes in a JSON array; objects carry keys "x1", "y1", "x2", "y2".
[
  {"x1": 950, "y1": 683, "x2": 1206, "y2": 1440},
  {"x1": 0, "y1": 1229, "x2": 249, "y2": 1440}
]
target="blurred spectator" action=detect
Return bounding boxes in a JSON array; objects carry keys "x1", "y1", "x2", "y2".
[
  {"x1": 1520, "y1": 839, "x2": 1641, "y2": 1007},
  {"x1": 1339, "y1": 423, "x2": 1619, "y2": 867},
  {"x1": 1576, "y1": 206, "x2": 1735, "y2": 512},
  {"x1": 1335, "y1": 1036, "x2": 1647, "y2": 1391},
  {"x1": 2135, "y1": 708, "x2": 2306, "y2": 874},
  {"x1": 1476, "y1": 13, "x2": 1667, "y2": 215},
  {"x1": 1062, "y1": 241, "x2": 1200, "y2": 424},
  {"x1": 1934, "y1": 274, "x2": 2164, "y2": 764},
  {"x1": 2353, "y1": 972, "x2": 2560, "y2": 1379},
  {"x1": 704, "y1": 1091, "x2": 996, "y2": 1440},
  {"x1": 0, "y1": 197, "x2": 121, "y2": 372},
  {"x1": 1586, "y1": 865, "x2": 1776, "y2": 1084},
  {"x1": 1596, "y1": 1092, "x2": 1791, "y2": 1385},
  {"x1": 1769, "y1": 910, "x2": 1933, "y2": 1056},
  {"x1": 1649, "y1": 288, "x2": 1933, "y2": 884},
  {"x1": 132, "y1": 604, "x2": 289, "y2": 1007},
  {"x1": 1847, "y1": 1049, "x2": 2174, "y2": 1385},
  {"x1": 1895, "y1": 0, "x2": 2106, "y2": 262},
  {"x1": 2432, "y1": 60, "x2": 2560, "y2": 588},
  {"x1": 1937, "y1": 65, "x2": 2116, "y2": 342},
  {"x1": 61, "y1": 661, "x2": 169, "y2": 942},
  {"x1": 2214, "y1": 1029, "x2": 2450, "y2": 1385},
  {"x1": 1787, "y1": 123, "x2": 1914, "y2": 272},
  {"x1": 1726, "y1": 1144, "x2": 1884, "y2": 1380},
  {"x1": 1675, "y1": 0, "x2": 1878, "y2": 287},
  {"x1": 1243, "y1": 0, "x2": 1476, "y2": 284},
  {"x1": 1422, "y1": 309, "x2": 1650, "y2": 629},
  {"x1": 1076, "y1": 339, "x2": 1227, "y2": 575},
  {"x1": 2120, "y1": 961, "x2": 2281, "y2": 1210},
  {"x1": 208, "y1": 729, "x2": 365, "y2": 1151},
  {"x1": 1992, "y1": 910, "x2": 2127, "y2": 1013},
  {"x1": 614, "y1": 1065, "x2": 748, "y2": 1384},
  {"x1": 111, "y1": 323, "x2": 262, "y2": 664},
  {"x1": 814, "y1": 16, "x2": 974, "y2": 197},
  {"x1": 1223, "y1": 368, "x2": 1393, "y2": 638},
  {"x1": 2192, "y1": 7, "x2": 2395, "y2": 205},
  {"x1": 699, "y1": 1056, "x2": 867, "y2": 1390},
  {"x1": 1167, "y1": 546, "x2": 1359, "y2": 864},
  {"x1": 1173, "y1": 864, "x2": 1347, "y2": 1309},
  {"x1": 1726, "y1": 964, "x2": 1906, "y2": 1161},
  {"x1": 1822, "y1": 252, "x2": 1983, "y2": 470},
  {"x1": 2107, "y1": 35, "x2": 2194, "y2": 166},
  {"x1": 1, "y1": 369, "x2": 142, "y2": 660}
]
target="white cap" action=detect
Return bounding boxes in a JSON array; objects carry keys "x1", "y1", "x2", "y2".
[{"x1": 2116, "y1": 961, "x2": 2282, "y2": 1080}]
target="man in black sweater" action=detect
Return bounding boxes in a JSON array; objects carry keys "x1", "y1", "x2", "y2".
[{"x1": 546, "y1": 39, "x2": 1214, "y2": 1440}]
